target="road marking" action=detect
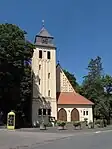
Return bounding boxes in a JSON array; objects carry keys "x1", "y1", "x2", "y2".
[
  {"x1": 72, "y1": 129, "x2": 112, "y2": 137},
  {"x1": 95, "y1": 131, "x2": 101, "y2": 133},
  {"x1": 94, "y1": 129, "x2": 112, "y2": 134},
  {"x1": 101, "y1": 129, "x2": 112, "y2": 133}
]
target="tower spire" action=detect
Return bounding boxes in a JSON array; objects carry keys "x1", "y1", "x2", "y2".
[{"x1": 42, "y1": 20, "x2": 45, "y2": 28}]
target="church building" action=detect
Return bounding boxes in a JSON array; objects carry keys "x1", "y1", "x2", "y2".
[{"x1": 31, "y1": 23, "x2": 94, "y2": 125}]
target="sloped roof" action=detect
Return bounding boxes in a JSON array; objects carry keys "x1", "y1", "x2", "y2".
[
  {"x1": 57, "y1": 92, "x2": 94, "y2": 105},
  {"x1": 56, "y1": 63, "x2": 94, "y2": 105},
  {"x1": 38, "y1": 27, "x2": 53, "y2": 38}
]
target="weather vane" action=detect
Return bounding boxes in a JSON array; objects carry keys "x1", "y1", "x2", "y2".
[{"x1": 42, "y1": 20, "x2": 45, "y2": 27}]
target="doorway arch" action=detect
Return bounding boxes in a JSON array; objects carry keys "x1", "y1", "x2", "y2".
[
  {"x1": 71, "y1": 108, "x2": 79, "y2": 121},
  {"x1": 58, "y1": 108, "x2": 67, "y2": 121}
]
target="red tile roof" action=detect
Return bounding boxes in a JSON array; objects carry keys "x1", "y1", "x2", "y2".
[{"x1": 57, "y1": 92, "x2": 94, "y2": 105}]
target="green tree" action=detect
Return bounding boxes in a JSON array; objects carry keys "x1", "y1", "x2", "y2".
[
  {"x1": 82, "y1": 56, "x2": 112, "y2": 123},
  {"x1": 81, "y1": 56, "x2": 104, "y2": 118},
  {"x1": 101, "y1": 75, "x2": 112, "y2": 123},
  {"x1": 82, "y1": 56, "x2": 104, "y2": 102},
  {"x1": 0, "y1": 23, "x2": 34, "y2": 125},
  {"x1": 87, "y1": 56, "x2": 103, "y2": 79}
]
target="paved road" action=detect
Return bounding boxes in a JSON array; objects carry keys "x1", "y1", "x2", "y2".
[
  {"x1": 0, "y1": 129, "x2": 112, "y2": 149},
  {"x1": 0, "y1": 129, "x2": 74, "y2": 149},
  {"x1": 38, "y1": 130, "x2": 112, "y2": 149}
]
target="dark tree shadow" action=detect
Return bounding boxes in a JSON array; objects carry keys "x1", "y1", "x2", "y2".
[
  {"x1": 0, "y1": 62, "x2": 21, "y2": 125},
  {"x1": 0, "y1": 60, "x2": 51, "y2": 128}
]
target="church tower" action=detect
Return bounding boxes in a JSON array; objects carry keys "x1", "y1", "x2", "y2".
[{"x1": 32, "y1": 21, "x2": 57, "y2": 125}]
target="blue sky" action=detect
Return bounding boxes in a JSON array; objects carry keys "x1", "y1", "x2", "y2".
[{"x1": 0, "y1": 0, "x2": 112, "y2": 84}]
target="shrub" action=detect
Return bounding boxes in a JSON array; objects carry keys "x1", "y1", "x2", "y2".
[
  {"x1": 99, "y1": 119, "x2": 104, "y2": 128},
  {"x1": 80, "y1": 121, "x2": 87, "y2": 128},
  {"x1": 88, "y1": 121, "x2": 94, "y2": 129},
  {"x1": 103, "y1": 119, "x2": 107, "y2": 127},
  {"x1": 46, "y1": 122, "x2": 53, "y2": 127},
  {"x1": 73, "y1": 121, "x2": 81, "y2": 129},
  {"x1": 84, "y1": 118, "x2": 88, "y2": 126},
  {"x1": 57, "y1": 120, "x2": 66, "y2": 127},
  {"x1": 95, "y1": 119, "x2": 107, "y2": 128},
  {"x1": 95, "y1": 119, "x2": 100, "y2": 125}
]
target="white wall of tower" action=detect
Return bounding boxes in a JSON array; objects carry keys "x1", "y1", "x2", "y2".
[{"x1": 32, "y1": 46, "x2": 57, "y2": 124}]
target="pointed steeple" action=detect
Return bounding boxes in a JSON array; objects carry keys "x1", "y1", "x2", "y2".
[
  {"x1": 34, "y1": 20, "x2": 56, "y2": 48},
  {"x1": 37, "y1": 20, "x2": 53, "y2": 38}
]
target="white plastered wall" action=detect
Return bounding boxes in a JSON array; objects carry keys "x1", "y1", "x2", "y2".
[
  {"x1": 58, "y1": 104, "x2": 93, "y2": 122},
  {"x1": 31, "y1": 46, "x2": 57, "y2": 125}
]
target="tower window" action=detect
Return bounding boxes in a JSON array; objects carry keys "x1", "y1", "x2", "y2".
[
  {"x1": 39, "y1": 64, "x2": 41, "y2": 70},
  {"x1": 43, "y1": 109, "x2": 46, "y2": 116},
  {"x1": 47, "y1": 51, "x2": 50, "y2": 59},
  {"x1": 48, "y1": 90, "x2": 50, "y2": 97},
  {"x1": 39, "y1": 50, "x2": 42, "y2": 58},
  {"x1": 39, "y1": 79, "x2": 40, "y2": 85},
  {"x1": 38, "y1": 109, "x2": 42, "y2": 116},
  {"x1": 48, "y1": 73, "x2": 50, "y2": 79},
  {"x1": 48, "y1": 109, "x2": 51, "y2": 115}
]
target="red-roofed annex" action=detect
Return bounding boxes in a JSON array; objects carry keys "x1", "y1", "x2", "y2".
[{"x1": 56, "y1": 64, "x2": 94, "y2": 122}]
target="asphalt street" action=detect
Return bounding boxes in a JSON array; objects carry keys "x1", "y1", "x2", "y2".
[
  {"x1": 38, "y1": 130, "x2": 112, "y2": 149},
  {"x1": 0, "y1": 129, "x2": 112, "y2": 149},
  {"x1": 0, "y1": 129, "x2": 73, "y2": 149}
]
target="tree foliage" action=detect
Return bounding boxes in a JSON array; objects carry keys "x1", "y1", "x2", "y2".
[
  {"x1": 81, "y1": 56, "x2": 112, "y2": 122},
  {"x1": 82, "y1": 56, "x2": 104, "y2": 102},
  {"x1": 101, "y1": 75, "x2": 112, "y2": 121},
  {"x1": 0, "y1": 23, "x2": 34, "y2": 125}
]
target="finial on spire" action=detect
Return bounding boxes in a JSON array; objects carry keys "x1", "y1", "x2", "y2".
[{"x1": 42, "y1": 20, "x2": 45, "y2": 28}]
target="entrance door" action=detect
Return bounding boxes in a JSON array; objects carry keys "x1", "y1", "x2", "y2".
[
  {"x1": 71, "y1": 108, "x2": 79, "y2": 121},
  {"x1": 58, "y1": 108, "x2": 67, "y2": 121}
]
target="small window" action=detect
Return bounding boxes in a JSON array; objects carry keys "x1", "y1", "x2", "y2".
[
  {"x1": 48, "y1": 73, "x2": 50, "y2": 79},
  {"x1": 39, "y1": 64, "x2": 41, "y2": 70},
  {"x1": 48, "y1": 109, "x2": 51, "y2": 115},
  {"x1": 38, "y1": 109, "x2": 42, "y2": 116},
  {"x1": 39, "y1": 50, "x2": 42, "y2": 58},
  {"x1": 48, "y1": 90, "x2": 50, "y2": 96},
  {"x1": 47, "y1": 51, "x2": 50, "y2": 59},
  {"x1": 39, "y1": 79, "x2": 40, "y2": 85},
  {"x1": 83, "y1": 111, "x2": 85, "y2": 116},
  {"x1": 43, "y1": 109, "x2": 46, "y2": 116},
  {"x1": 86, "y1": 111, "x2": 88, "y2": 115}
]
